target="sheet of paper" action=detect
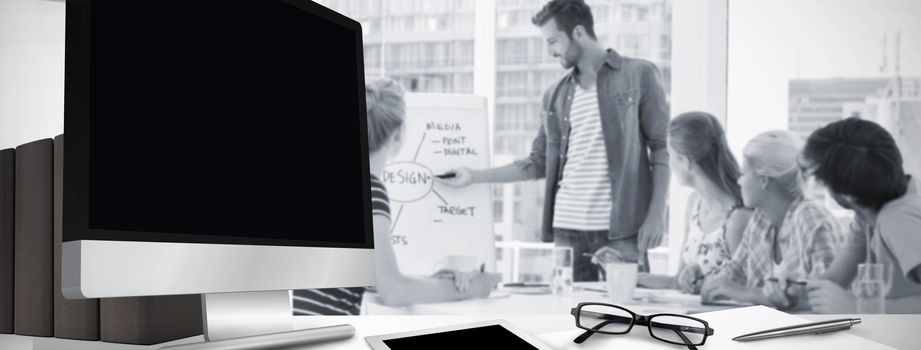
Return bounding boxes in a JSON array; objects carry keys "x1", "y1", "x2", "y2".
[
  {"x1": 384, "y1": 93, "x2": 495, "y2": 277},
  {"x1": 536, "y1": 306, "x2": 895, "y2": 350}
]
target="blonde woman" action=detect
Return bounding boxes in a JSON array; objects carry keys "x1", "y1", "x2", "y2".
[
  {"x1": 293, "y1": 79, "x2": 498, "y2": 314},
  {"x1": 701, "y1": 130, "x2": 842, "y2": 310}
]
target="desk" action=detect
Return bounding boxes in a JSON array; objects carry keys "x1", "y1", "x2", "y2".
[
  {"x1": 1, "y1": 314, "x2": 916, "y2": 350},
  {"x1": 0, "y1": 284, "x2": 915, "y2": 350},
  {"x1": 365, "y1": 283, "x2": 744, "y2": 315}
]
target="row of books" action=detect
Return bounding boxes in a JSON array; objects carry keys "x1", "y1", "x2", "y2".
[{"x1": 0, "y1": 135, "x2": 202, "y2": 345}]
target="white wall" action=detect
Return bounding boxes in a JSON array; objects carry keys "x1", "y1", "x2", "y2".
[
  {"x1": 726, "y1": 0, "x2": 921, "y2": 154},
  {"x1": 0, "y1": 0, "x2": 65, "y2": 150}
]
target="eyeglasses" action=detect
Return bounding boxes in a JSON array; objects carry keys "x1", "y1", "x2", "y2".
[{"x1": 570, "y1": 303, "x2": 715, "y2": 350}]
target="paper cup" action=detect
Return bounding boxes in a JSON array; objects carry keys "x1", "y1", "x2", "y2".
[
  {"x1": 647, "y1": 247, "x2": 669, "y2": 275},
  {"x1": 605, "y1": 262, "x2": 638, "y2": 302}
]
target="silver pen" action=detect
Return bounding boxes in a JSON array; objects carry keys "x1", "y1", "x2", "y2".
[{"x1": 732, "y1": 318, "x2": 861, "y2": 342}]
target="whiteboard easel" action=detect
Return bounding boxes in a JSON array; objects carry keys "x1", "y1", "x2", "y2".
[{"x1": 382, "y1": 93, "x2": 495, "y2": 276}]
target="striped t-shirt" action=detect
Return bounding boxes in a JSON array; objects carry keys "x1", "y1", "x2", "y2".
[
  {"x1": 552, "y1": 84, "x2": 613, "y2": 231},
  {"x1": 292, "y1": 174, "x2": 389, "y2": 315}
]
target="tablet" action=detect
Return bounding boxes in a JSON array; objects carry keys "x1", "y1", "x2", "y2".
[{"x1": 365, "y1": 319, "x2": 555, "y2": 350}]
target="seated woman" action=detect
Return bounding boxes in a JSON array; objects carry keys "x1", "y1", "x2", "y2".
[
  {"x1": 293, "y1": 79, "x2": 498, "y2": 314},
  {"x1": 701, "y1": 130, "x2": 843, "y2": 310},
  {"x1": 637, "y1": 112, "x2": 752, "y2": 294}
]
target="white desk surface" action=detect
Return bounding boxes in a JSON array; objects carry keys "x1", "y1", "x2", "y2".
[
  {"x1": 0, "y1": 313, "x2": 916, "y2": 350},
  {"x1": 364, "y1": 283, "x2": 752, "y2": 315},
  {"x1": 2, "y1": 284, "x2": 917, "y2": 350}
]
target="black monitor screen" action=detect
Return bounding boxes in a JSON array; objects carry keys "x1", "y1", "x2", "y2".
[{"x1": 64, "y1": 0, "x2": 372, "y2": 248}]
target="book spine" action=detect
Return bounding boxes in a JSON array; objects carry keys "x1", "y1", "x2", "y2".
[
  {"x1": 100, "y1": 297, "x2": 146, "y2": 344},
  {"x1": 53, "y1": 134, "x2": 100, "y2": 340},
  {"x1": 14, "y1": 139, "x2": 54, "y2": 337},
  {"x1": 0, "y1": 148, "x2": 14, "y2": 334},
  {"x1": 100, "y1": 295, "x2": 203, "y2": 345}
]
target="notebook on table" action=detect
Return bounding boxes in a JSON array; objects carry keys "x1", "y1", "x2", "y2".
[{"x1": 535, "y1": 305, "x2": 895, "y2": 350}]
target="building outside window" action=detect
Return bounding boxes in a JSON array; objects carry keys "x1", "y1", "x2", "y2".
[{"x1": 728, "y1": 0, "x2": 920, "y2": 224}]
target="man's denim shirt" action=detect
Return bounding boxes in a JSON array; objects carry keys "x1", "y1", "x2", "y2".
[{"x1": 513, "y1": 49, "x2": 670, "y2": 243}]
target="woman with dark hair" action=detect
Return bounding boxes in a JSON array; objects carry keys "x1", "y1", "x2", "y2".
[{"x1": 636, "y1": 112, "x2": 752, "y2": 294}]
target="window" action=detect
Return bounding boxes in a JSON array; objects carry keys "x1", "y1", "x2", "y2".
[
  {"x1": 364, "y1": 44, "x2": 381, "y2": 70},
  {"x1": 498, "y1": 13, "x2": 509, "y2": 29},
  {"x1": 648, "y1": 4, "x2": 660, "y2": 21},
  {"x1": 498, "y1": 39, "x2": 529, "y2": 65},
  {"x1": 493, "y1": 186, "x2": 504, "y2": 222},
  {"x1": 456, "y1": 13, "x2": 475, "y2": 32},
  {"x1": 454, "y1": 0, "x2": 474, "y2": 11},
  {"x1": 620, "y1": 5, "x2": 634, "y2": 22},
  {"x1": 457, "y1": 73, "x2": 474, "y2": 93},
  {"x1": 636, "y1": 5, "x2": 649, "y2": 22},
  {"x1": 728, "y1": 0, "x2": 921, "y2": 219},
  {"x1": 512, "y1": 10, "x2": 533, "y2": 27},
  {"x1": 456, "y1": 40, "x2": 474, "y2": 66},
  {"x1": 404, "y1": 16, "x2": 415, "y2": 31},
  {"x1": 537, "y1": 71, "x2": 561, "y2": 91},
  {"x1": 497, "y1": 71, "x2": 529, "y2": 97},
  {"x1": 498, "y1": 10, "x2": 533, "y2": 29},
  {"x1": 495, "y1": 105, "x2": 527, "y2": 132},
  {"x1": 617, "y1": 34, "x2": 643, "y2": 57},
  {"x1": 364, "y1": 19, "x2": 381, "y2": 34},
  {"x1": 593, "y1": 4, "x2": 609, "y2": 23},
  {"x1": 529, "y1": 38, "x2": 549, "y2": 62},
  {"x1": 316, "y1": 0, "x2": 673, "y2": 278},
  {"x1": 660, "y1": 35, "x2": 671, "y2": 60}
]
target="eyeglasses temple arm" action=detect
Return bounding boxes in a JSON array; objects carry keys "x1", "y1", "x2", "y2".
[
  {"x1": 572, "y1": 317, "x2": 631, "y2": 344},
  {"x1": 672, "y1": 328, "x2": 699, "y2": 350},
  {"x1": 573, "y1": 329, "x2": 594, "y2": 344}
]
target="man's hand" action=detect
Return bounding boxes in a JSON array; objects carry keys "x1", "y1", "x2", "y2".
[
  {"x1": 590, "y1": 246, "x2": 625, "y2": 265},
  {"x1": 676, "y1": 264, "x2": 704, "y2": 294},
  {"x1": 807, "y1": 279, "x2": 857, "y2": 314},
  {"x1": 638, "y1": 214, "x2": 665, "y2": 253},
  {"x1": 438, "y1": 167, "x2": 476, "y2": 187}
]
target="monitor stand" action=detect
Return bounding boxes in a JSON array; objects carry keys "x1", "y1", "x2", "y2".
[{"x1": 161, "y1": 290, "x2": 355, "y2": 349}]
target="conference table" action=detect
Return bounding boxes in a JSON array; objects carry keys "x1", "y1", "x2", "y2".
[
  {"x1": 3, "y1": 283, "x2": 916, "y2": 349},
  {"x1": 362, "y1": 282, "x2": 747, "y2": 316}
]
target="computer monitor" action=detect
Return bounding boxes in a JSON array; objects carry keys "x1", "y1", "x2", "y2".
[{"x1": 62, "y1": 0, "x2": 375, "y2": 344}]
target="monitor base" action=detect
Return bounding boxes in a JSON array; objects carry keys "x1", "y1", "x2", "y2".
[
  {"x1": 158, "y1": 290, "x2": 355, "y2": 349},
  {"x1": 159, "y1": 324, "x2": 355, "y2": 350},
  {"x1": 201, "y1": 290, "x2": 295, "y2": 341}
]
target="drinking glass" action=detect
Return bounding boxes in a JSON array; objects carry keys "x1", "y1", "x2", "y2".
[
  {"x1": 853, "y1": 263, "x2": 888, "y2": 314},
  {"x1": 551, "y1": 247, "x2": 574, "y2": 295}
]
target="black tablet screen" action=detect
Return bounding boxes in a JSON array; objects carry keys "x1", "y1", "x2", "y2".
[{"x1": 382, "y1": 325, "x2": 539, "y2": 349}]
